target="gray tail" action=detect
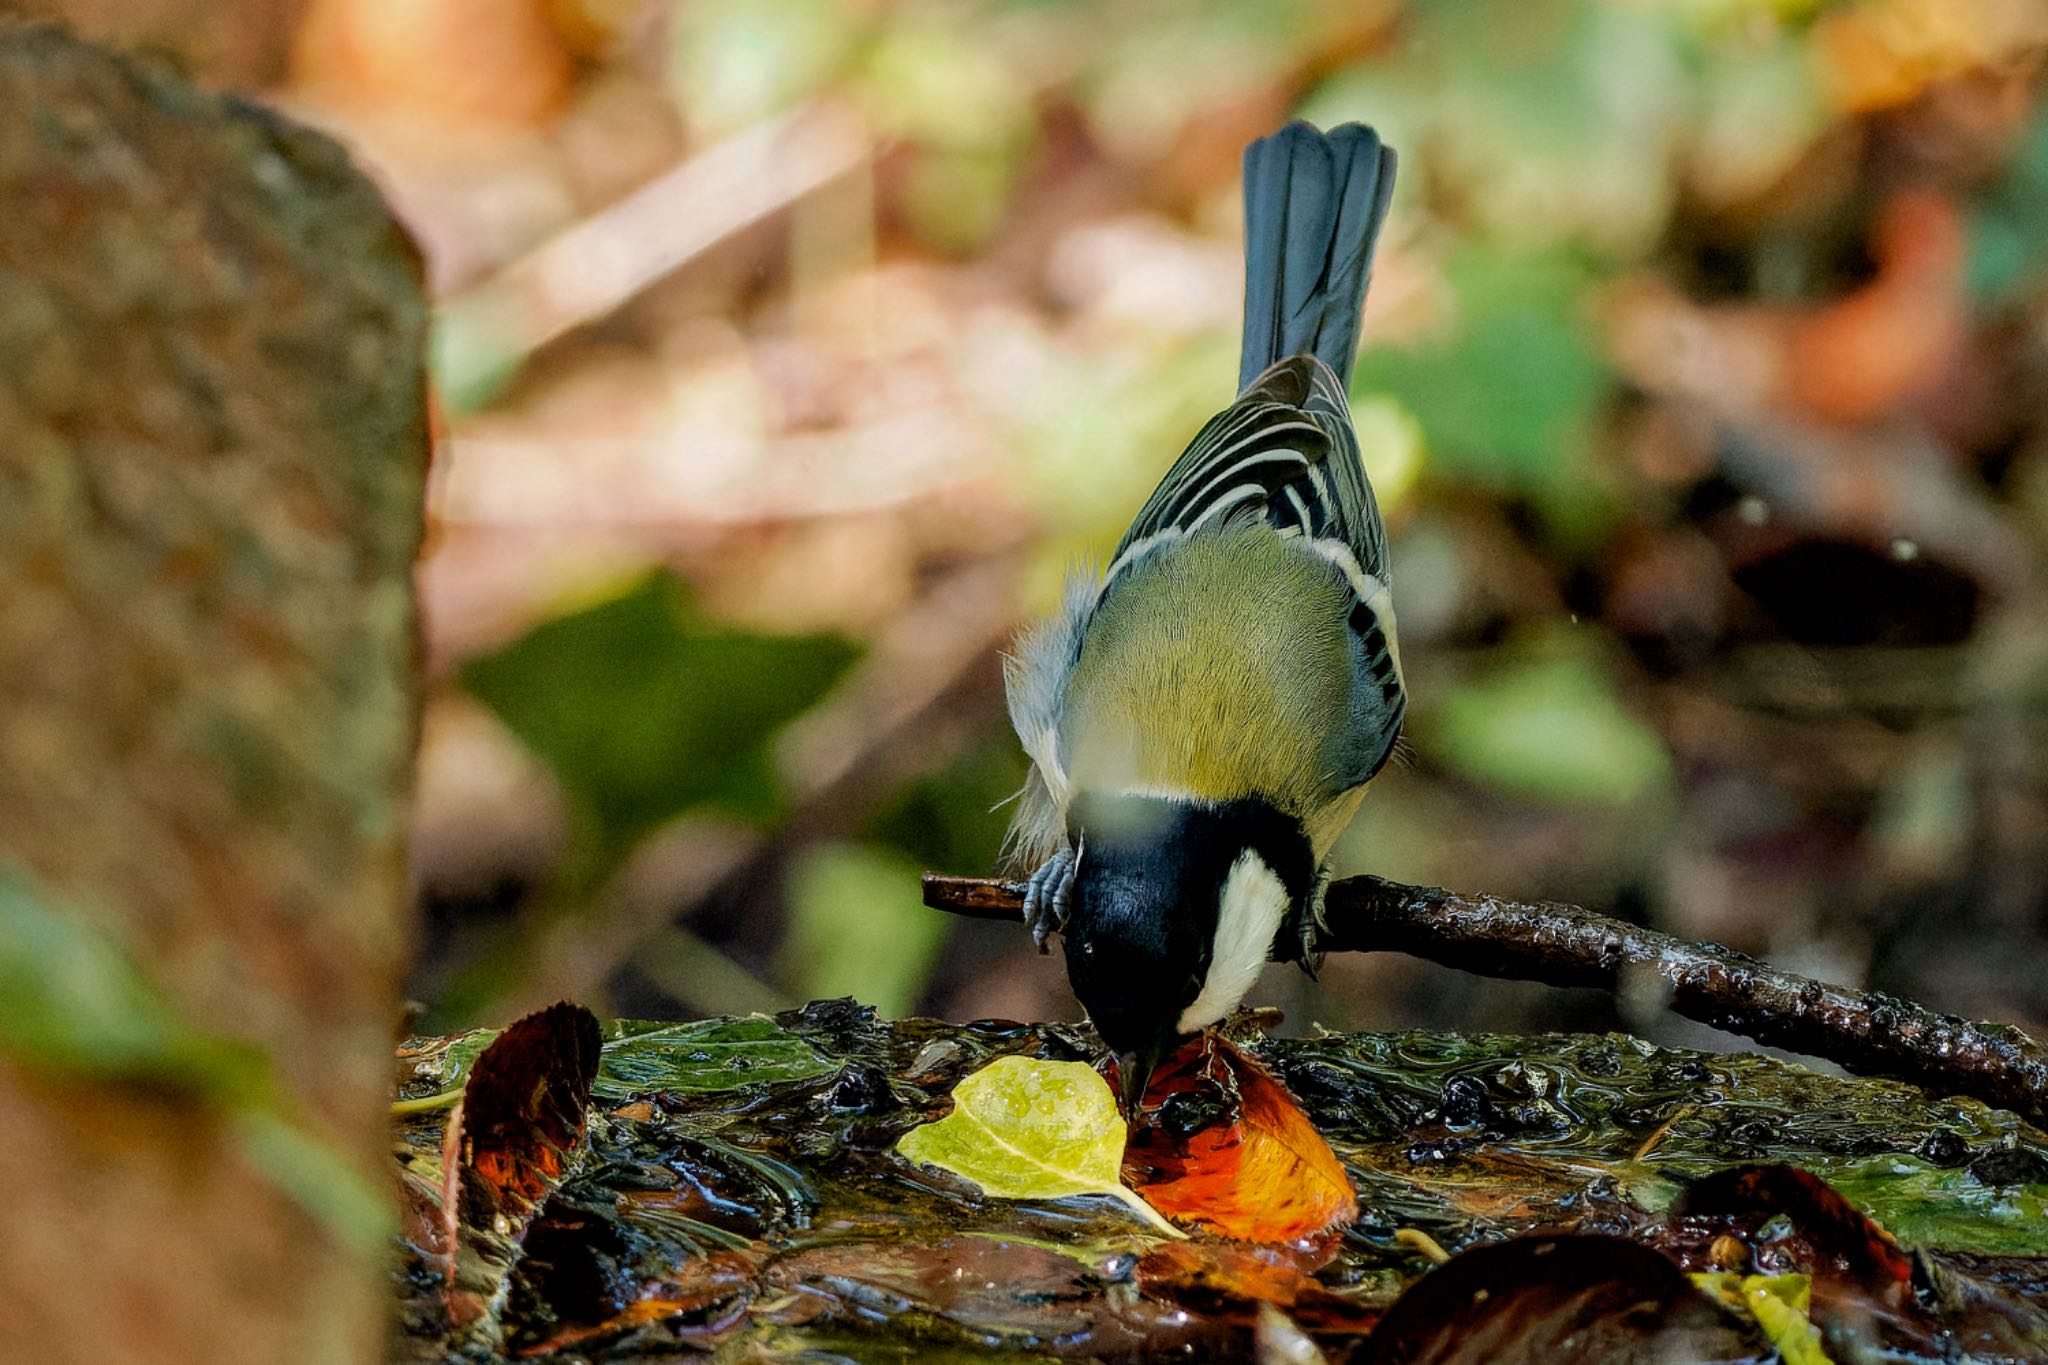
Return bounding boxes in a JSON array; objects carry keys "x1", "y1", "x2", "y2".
[{"x1": 1238, "y1": 121, "x2": 1397, "y2": 393}]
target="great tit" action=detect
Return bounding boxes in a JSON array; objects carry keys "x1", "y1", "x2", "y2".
[{"x1": 1003, "y1": 121, "x2": 1405, "y2": 1108}]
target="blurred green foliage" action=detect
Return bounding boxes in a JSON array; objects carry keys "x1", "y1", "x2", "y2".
[
  {"x1": 1422, "y1": 647, "x2": 1676, "y2": 807},
  {"x1": 781, "y1": 843, "x2": 946, "y2": 1018},
  {"x1": 1351, "y1": 248, "x2": 1609, "y2": 505},
  {"x1": 0, "y1": 866, "x2": 267, "y2": 1094},
  {"x1": 462, "y1": 571, "x2": 860, "y2": 888},
  {"x1": 0, "y1": 865, "x2": 391, "y2": 1252}
]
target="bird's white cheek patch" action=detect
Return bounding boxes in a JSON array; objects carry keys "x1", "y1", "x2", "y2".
[{"x1": 1177, "y1": 851, "x2": 1289, "y2": 1033}]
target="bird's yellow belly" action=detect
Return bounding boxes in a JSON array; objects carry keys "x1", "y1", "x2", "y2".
[{"x1": 1061, "y1": 526, "x2": 1356, "y2": 827}]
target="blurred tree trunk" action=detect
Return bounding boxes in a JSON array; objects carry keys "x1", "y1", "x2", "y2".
[
  {"x1": 0, "y1": 24, "x2": 424, "y2": 1365},
  {"x1": 0, "y1": 0, "x2": 308, "y2": 87}
]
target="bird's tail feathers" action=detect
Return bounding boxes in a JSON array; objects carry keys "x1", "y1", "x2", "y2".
[{"x1": 1238, "y1": 121, "x2": 1396, "y2": 393}]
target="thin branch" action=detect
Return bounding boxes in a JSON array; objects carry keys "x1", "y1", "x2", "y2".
[{"x1": 922, "y1": 872, "x2": 2048, "y2": 1130}]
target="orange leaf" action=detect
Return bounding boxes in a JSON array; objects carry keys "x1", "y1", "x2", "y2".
[{"x1": 1122, "y1": 1033, "x2": 1357, "y2": 1243}]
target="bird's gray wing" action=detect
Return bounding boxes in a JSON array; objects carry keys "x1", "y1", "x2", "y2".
[{"x1": 1106, "y1": 355, "x2": 1404, "y2": 789}]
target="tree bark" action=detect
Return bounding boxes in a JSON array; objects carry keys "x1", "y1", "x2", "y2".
[{"x1": 0, "y1": 24, "x2": 425, "y2": 1364}]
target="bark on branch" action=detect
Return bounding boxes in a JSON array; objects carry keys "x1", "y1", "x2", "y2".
[{"x1": 922, "y1": 872, "x2": 2048, "y2": 1131}]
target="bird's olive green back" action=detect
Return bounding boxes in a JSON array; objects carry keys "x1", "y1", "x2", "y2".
[{"x1": 1060, "y1": 524, "x2": 1363, "y2": 837}]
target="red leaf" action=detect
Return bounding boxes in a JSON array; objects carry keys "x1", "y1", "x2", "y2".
[
  {"x1": 1123, "y1": 1033, "x2": 1357, "y2": 1243},
  {"x1": 440, "y1": 1001, "x2": 603, "y2": 1326}
]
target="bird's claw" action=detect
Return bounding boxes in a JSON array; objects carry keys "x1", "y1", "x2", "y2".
[{"x1": 1022, "y1": 846, "x2": 1078, "y2": 953}]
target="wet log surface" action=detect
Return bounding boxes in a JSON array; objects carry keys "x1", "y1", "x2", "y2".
[{"x1": 392, "y1": 1000, "x2": 2048, "y2": 1361}]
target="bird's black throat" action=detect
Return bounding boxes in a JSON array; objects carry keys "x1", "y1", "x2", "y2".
[{"x1": 1059, "y1": 793, "x2": 1315, "y2": 1069}]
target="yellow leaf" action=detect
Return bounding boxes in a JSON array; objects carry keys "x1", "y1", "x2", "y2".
[
  {"x1": 1690, "y1": 1271, "x2": 1831, "y2": 1365},
  {"x1": 895, "y1": 1056, "x2": 1183, "y2": 1238}
]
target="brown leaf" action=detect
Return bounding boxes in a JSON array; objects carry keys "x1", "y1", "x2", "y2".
[
  {"x1": 1660, "y1": 1163, "x2": 2032, "y2": 1360},
  {"x1": 1358, "y1": 1235, "x2": 1767, "y2": 1365},
  {"x1": 1136, "y1": 1241, "x2": 1379, "y2": 1337},
  {"x1": 440, "y1": 1000, "x2": 603, "y2": 1327},
  {"x1": 512, "y1": 1250, "x2": 758, "y2": 1357},
  {"x1": 1124, "y1": 1033, "x2": 1357, "y2": 1243}
]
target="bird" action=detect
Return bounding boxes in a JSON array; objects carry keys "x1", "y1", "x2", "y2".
[{"x1": 1002, "y1": 121, "x2": 1405, "y2": 1110}]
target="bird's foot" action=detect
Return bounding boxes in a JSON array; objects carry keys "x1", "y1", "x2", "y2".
[
  {"x1": 1022, "y1": 846, "x2": 1078, "y2": 953},
  {"x1": 1289, "y1": 880, "x2": 1329, "y2": 978}
]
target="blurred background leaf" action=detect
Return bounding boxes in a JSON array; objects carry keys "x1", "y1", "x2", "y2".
[
  {"x1": 780, "y1": 842, "x2": 946, "y2": 1017},
  {"x1": 461, "y1": 571, "x2": 860, "y2": 886}
]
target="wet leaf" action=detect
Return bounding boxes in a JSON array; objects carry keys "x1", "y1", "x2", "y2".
[
  {"x1": 1359, "y1": 1234, "x2": 1767, "y2": 1364},
  {"x1": 1690, "y1": 1273, "x2": 1830, "y2": 1365},
  {"x1": 511, "y1": 1249, "x2": 759, "y2": 1356},
  {"x1": 1826, "y1": 1155, "x2": 2048, "y2": 1257},
  {"x1": 393, "y1": 1026, "x2": 497, "y2": 1112},
  {"x1": 1661, "y1": 1164, "x2": 2008, "y2": 1360},
  {"x1": 400, "y1": 1015, "x2": 837, "y2": 1111},
  {"x1": 598, "y1": 1016, "x2": 838, "y2": 1097},
  {"x1": 1136, "y1": 1241, "x2": 1378, "y2": 1336},
  {"x1": 443, "y1": 1001, "x2": 604, "y2": 1328},
  {"x1": 763, "y1": 1236, "x2": 1214, "y2": 1356},
  {"x1": 895, "y1": 1055, "x2": 1182, "y2": 1237},
  {"x1": 1125, "y1": 1033, "x2": 1357, "y2": 1243}
]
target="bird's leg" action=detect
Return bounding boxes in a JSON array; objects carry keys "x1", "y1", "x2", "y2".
[{"x1": 1021, "y1": 844, "x2": 1078, "y2": 953}]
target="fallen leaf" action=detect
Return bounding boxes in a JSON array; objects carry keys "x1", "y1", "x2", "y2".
[
  {"x1": 1124, "y1": 1033, "x2": 1357, "y2": 1242},
  {"x1": 895, "y1": 1054, "x2": 1182, "y2": 1237},
  {"x1": 1661, "y1": 1163, "x2": 2048, "y2": 1360},
  {"x1": 596, "y1": 1016, "x2": 837, "y2": 1098},
  {"x1": 1690, "y1": 1272, "x2": 1831, "y2": 1365},
  {"x1": 441, "y1": 1001, "x2": 603, "y2": 1328},
  {"x1": 1358, "y1": 1234, "x2": 1766, "y2": 1364},
  {"x1": 511, "y1": 1250, "x2": 758, "y2": 1357},
  {"x1": 761, "y1": 1236, "x2": 1218, "y2": 1356},
  {"x1": 1136, "y1": 1241, "x2": 1379, "y2": 1336}
]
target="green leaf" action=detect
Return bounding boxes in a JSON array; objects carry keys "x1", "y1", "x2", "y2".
[
  {"x1": 1423, "y1": 651, "x2": 1672, "y2": 806},
  {"x1": 896, "y1": 1055, "x2": 1183, "y2": 1238},
  {"x1": 1351, "y1": 247, "x2": 1610, "y2": 499},
  {"x1": 594, "y1": 1016, "x2": 837, "y2": 1098},
  {"x1": 1827, "y1": 1157, "x2": 2048, "y2": 1257},
  {"x1": 781, "y1": 843, "x2": 949, "y2": 1018},
  {"x1": 0, "y1": 867, "x2": 267, "y2": 1098},
  {"x1": 1689, "y1": 1272, "x2": 1832, "y2": 1365},
  {"x1": 460, "y1": 571, "x2": 860, "y2": 878}
]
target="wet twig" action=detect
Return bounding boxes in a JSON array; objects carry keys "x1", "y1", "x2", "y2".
[{"x1": 922, "y1": 872, "x2": 2048, "y2": 1130}]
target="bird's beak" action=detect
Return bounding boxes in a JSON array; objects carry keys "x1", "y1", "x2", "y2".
[{"x1": 1114, "y1": 1049, "x2": 1159, "y2": 1115}]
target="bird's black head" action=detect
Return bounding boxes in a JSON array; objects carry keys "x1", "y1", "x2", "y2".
[{"x1": 1060, "y1": 793, "x2": 1314, "y2": 1108}]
